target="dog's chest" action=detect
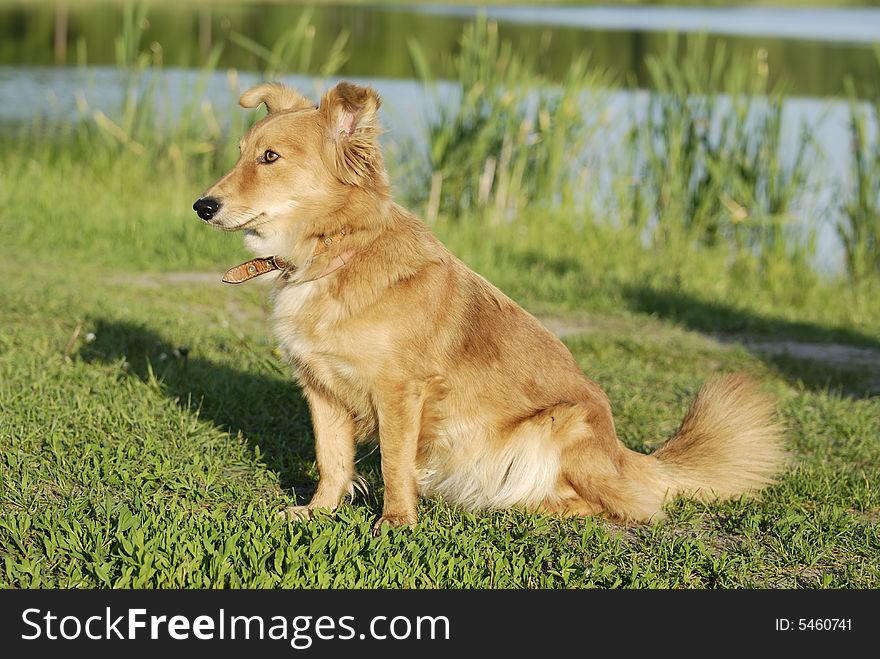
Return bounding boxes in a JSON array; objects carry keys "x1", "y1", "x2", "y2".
[
  {"x1": 271, "y1": 281, "x2": 361, "y2": 388},
  {"x1": 271, "y1": 281, "x2": 321, "y2": 355}
]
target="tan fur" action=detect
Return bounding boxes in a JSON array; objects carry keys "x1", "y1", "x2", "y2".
[{"x1": 197, "y1": 81, "x2": 788, "y2": 530}]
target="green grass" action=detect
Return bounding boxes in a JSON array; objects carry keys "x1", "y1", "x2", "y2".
[{"x1": 1, "y1": 155, "x2": 878, "y2": 589}]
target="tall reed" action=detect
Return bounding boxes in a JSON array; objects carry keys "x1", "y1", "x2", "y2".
[
  {"x1": 44, "y1": 2, "x2": 346, "y2": 177},
  {"x1": 840, "y1": 57, "x2": 880, "y2": 283},
  {"x1": 72, "y1": 2, "x2": 232, "y2": 174},
  {"x1": 226, "y1": 5, "x2": 349, "y2": 80},
  {"x1": 407, "y1": 15, "x2": 607, "y2": 223},
  {"x1": 623, "y1": 34, "x2": 819, "y2": 272}
]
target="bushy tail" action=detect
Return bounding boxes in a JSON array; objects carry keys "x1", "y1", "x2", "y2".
[
  {"x1": 653, "y1": 373, "x2": 787, "y2": 499},
  {"x1": 618, "y1": 374, "x2": 788, "y2": 521}
]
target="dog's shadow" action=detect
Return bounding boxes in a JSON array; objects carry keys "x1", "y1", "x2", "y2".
[{"x1": 78, "y1": 319, "x2": 380, "y2": 502}]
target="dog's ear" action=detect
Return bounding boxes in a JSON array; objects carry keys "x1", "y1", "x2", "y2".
[
  {"x1": 319, "y1": 81, "x2": 385, "y2": 186},
  {"x1": 239, "y1": 83, "x2": 315, "y2": 114}
]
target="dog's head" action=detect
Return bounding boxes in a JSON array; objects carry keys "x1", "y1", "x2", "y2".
[{"x1": 193, "y1": 81, "x2": 388, "y2": 242}]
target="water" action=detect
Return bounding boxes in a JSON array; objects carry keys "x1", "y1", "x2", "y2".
[
  {"x1": 2, "y1": 3, "x2": 879, "y2": 98},
  {"x1": 2, "y1": 2, "x2": 878, "y2": 273},
  {"x1": 412, "y1": 5, "x2": 880, "y2": 45}
]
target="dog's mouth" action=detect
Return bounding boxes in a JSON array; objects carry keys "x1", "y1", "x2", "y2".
[
  {"x1": 206, "y1": 212, "x2": 267, "y2": 233},
  {"x1": 239, "y1": 213, "x2": 269, "y2": 232}
]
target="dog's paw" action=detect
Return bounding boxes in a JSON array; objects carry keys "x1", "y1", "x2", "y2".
[
  {"x1": 278, "y1": 505, "x2": 314, "y2": 522},
  {"x1": 371, "y1": 513, "x2": 417, "y2": 536}
]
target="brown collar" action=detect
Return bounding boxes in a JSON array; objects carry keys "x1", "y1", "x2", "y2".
[{"x1": 222, "y1": 229, "x2": 351, "y2": 284}]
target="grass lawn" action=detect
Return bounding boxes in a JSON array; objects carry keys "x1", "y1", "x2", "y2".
[{"x1": 1, "y1": 157, "x2": 878, "y2": 589}]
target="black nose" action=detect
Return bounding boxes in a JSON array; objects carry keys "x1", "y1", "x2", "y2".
[{"x1": 193, "y1": 197, "x2": 221, "y2": 221}]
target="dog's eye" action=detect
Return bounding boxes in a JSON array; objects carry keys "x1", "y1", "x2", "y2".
[{"x1": 263, "y1": 150, "x2": 280, "y2": 163}]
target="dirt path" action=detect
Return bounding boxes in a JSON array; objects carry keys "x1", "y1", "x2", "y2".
[
  {"x1": 720, "y1": 338, "x2": 880, "y2": 392},
  {"x1": 722, "y1": 338, "x2": 880, "y2": 373},
  {"x1": 538, "y1": 314, "x2": 880, "y2": 392}
]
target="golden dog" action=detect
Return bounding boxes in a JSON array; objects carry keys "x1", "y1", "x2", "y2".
[{"x1": 194, "y1": 81, "x2": 786, "y2": 531}]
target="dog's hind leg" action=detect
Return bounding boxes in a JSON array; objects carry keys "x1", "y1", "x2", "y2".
[
  {"x1": 546, "y1": 375, "x2": 786, "y2": 523},
  {"x1": 279, "y1": 386, "x2": 356, "y2": 521},
  {"x1": 542, "y1": 401, "x2": 669, "y2": 523}
]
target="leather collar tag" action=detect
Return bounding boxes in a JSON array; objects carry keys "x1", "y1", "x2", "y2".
[{"x1": 222, "y1": 256, "x2": 288, "y2": 284}]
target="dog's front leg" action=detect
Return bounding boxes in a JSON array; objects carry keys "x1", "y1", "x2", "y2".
[
  {"x1": 373, "y1": 384, "x2": 425, "y2": 534},
  {"x1": 279, "y1": 386, "x2": 355, "y2": 522}
]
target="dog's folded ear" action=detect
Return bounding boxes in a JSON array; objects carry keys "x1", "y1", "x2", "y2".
[
  {"x1": 239, "y1": 83, "x2": 315, "y2": 114},
  {"x1": 319, "y1": 81, "x2": 385, "y2": 186}
]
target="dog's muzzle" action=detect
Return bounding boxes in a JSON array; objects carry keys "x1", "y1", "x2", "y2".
[{"x1": 193, "y1": 197, "x2": 221, "y2": 222}]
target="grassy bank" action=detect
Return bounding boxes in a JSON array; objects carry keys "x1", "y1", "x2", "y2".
[
  {"x1": 1, "y1": 152, "x2": 879, "y2": 588},
  {"x1": 1, "y1": 13, "x2": 879, "y2": 588},
  {"x1": 1, "y1": 247, "x2": 878, "y2": 588}
]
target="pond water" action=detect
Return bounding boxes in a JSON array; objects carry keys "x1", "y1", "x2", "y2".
[
  {"x1": 414, "y1": 5, "x2": 880, "y2": 44},
  {"x1": 2, "y1": 2, "x2": 878, "y2": 273},
  {"x1": 2, "y1": 2, "x2": 879, "y2": 97}
]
